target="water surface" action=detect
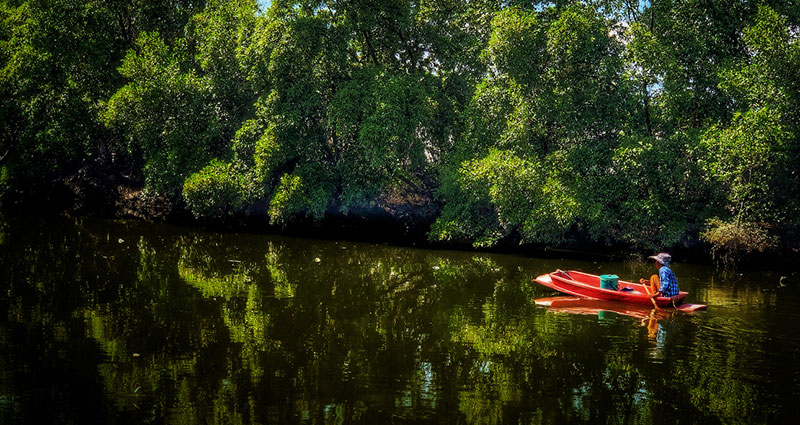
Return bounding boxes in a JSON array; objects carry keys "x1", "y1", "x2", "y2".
[{"x1": 1, "y1": 216, "x2": 798, "y2": 424}]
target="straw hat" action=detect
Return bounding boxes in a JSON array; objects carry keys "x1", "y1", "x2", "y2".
[{"x1": 648, "y1": 252, "x2": 672, "y2": 266}]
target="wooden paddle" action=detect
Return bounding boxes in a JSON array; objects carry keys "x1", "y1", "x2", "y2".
[{"x1": 641, "y1": 278, "x2": 660, "y2": 310}]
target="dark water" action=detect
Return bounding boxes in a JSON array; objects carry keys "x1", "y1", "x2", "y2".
[{"x1": 1, "y1": 215, "x2": 799, "y2": 424}]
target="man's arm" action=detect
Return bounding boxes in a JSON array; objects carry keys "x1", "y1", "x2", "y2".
[{"x1": 657, "y1": 268, "x2": 669, "y2": 293}]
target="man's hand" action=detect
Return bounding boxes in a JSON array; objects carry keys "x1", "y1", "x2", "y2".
[{"x1": 639, "y1": 278, "x2": 647, "y2": 284}]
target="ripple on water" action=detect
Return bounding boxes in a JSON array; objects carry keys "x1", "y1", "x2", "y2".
[{"x1": 682, "y1": 307, "x2": 800, "y2": 378}]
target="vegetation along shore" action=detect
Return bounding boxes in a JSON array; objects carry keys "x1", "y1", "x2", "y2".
[{"x1": 2, "y1": 0, "x2": 799, "y2": 264}]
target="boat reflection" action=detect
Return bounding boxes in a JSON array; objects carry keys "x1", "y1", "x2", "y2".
[
  {"x1": 534, "y1": 296, "x2": 675, "y2": 339},
  {"x1": 534, "y1": 296, "x2": 677, "y2": 319}
]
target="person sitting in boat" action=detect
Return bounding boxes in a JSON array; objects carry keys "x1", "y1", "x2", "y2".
[{"x1": 639, "y1": 252, "x2": 679, "y2": 299}]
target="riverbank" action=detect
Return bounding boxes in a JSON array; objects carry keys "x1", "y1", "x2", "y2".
[{"x1": 3, "y1": 173, "x2": 799, "y2": 271}]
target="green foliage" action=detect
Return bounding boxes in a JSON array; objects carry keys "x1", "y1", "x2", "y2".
[
  {"x1": 702, "y1": 108, "x2": 791, "y2": 223},
  {"x1": 330, "y1": 68, "x2": 437, "y2": 208},
  {"x1": 486, "y1": 8, "x2": 545, "y2": 86},
  {"x1": 642, "y1": 0, "x2": 755, "y2": 129},
  {"x1": 103, "y1": 31, "x2": 225, "y2": 197},
  {"x1": 268, "y1": 164, "x2": 333, "y2": 226},
  {"x1": 432, "y1": 149, "x2": 577, "y2": 247},
  {"x1": 190, "y1": 0, "x2": 259, "y2": 124},
  {"x1": 701, "y1": 5, "x2": 800, "y2": 228},
  {"x1": 182, "y1": 159, "x2": 245, "y2": 219},
  {"x1": 182, "y1": 1, "x2": 469, "y2": 223},
  {"x1": 0, "y1": 0, "x2": 213, "y2": 195},
  {"x1": 600, "y1": 133, "x2": 710, "y2": 249},
  {"x1": 434, "y1": 3, "x2": 631, "y2": 248},
  {"x1": 0, "y1": 0, "x2": 120, "y2": 188},
  {"x1": 701, "y1": 218, "x2": 779, "y2": 265},
  {"x1": 2, "y1": 0, "x2": 800, "y2": 256},
  {"x1": 0, "y1": 164, "x2": 8, "y2": 200},
  {"x1": 455, "y1": 80, "x2": 518, "y2": 161},
  {"x1": 106, "y1": 0, "x2": 208, "y2": 44},
  {"x1": 433, "y1": 1, "x2": 799, "y2": 253}
]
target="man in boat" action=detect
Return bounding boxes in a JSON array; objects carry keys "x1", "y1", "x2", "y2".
[{"x1": 639, "y1": 252, "x2": 679, "y2": 299}]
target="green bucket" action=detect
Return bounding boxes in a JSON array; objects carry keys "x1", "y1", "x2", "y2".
[{"x1": 600, "y1": 274, "x2": 619, "y2": 290}]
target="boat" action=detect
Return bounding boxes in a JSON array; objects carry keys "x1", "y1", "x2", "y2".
[{"x1": 534, "y1": 270, "x2": 706, "y2": 311}]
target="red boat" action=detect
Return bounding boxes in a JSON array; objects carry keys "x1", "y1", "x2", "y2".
[{"x1": 534, "y1": 270, "x2": 698, "y2": 308}]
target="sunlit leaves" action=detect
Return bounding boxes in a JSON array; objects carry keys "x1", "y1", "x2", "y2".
[
  {"x1": 331, "y1": 68, "x2": 436, "y2": 208},
  {"x1": 700, "y1": 4, "x2": 800, "y2": 246},
  {"x1": 182, "y1": 159, "x2": 246, "y2": 219},
  {"x1": 602, "y1": 133, "x2": 708, "y2": 249},
  {"x1": 3, "y1": 0, "x2": 800, "y2": 255},
  {"x1": 268, "y1": 164, "x2": 333, "y2": 225},
  {"x1": 434, "y1": 3, "x2": 623, "y2": 248},
  {"x1": 701, "y1": 218, "x2": 779, "y2": 265},
  {"x1": 191, "y1": 0, "x2": 259, "y2": 123},
  {"x1": 103, "y1": 32, "x2": 225, "y2": 196},
  {"x1": 0, "y1": 0, "x2": 120, "y2": 186},
  {"x1": 433, "y1": 149, "x2": 576, "y2": 247},
  {"x1": 702, "y1": 108, "x2": 791, "y2": 224},
  {"x1": 486, "y1": 7, "x2": 545, "y2": 86}
]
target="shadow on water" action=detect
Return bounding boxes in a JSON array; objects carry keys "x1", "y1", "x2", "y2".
[{"x1": 1, "y1": 215, "x2": 799, "y2": 424}]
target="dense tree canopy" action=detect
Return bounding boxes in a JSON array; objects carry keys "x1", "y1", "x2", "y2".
[{"x1": 2, "y1": 0, "x2": 799, "y2": 257}]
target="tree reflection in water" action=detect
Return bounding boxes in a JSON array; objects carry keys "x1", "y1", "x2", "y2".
[{"x1": 1, "y1": 216, "x2": 799, "y2": 424}]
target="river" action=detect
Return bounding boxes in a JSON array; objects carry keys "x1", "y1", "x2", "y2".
[{"x1": 1, "y1": 215, "x2": 798, "y2": 424}]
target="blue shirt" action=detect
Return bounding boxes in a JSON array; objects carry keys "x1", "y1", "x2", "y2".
[{"x1": 658, "y1": 265, "x2": 679, "y2": 297}]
